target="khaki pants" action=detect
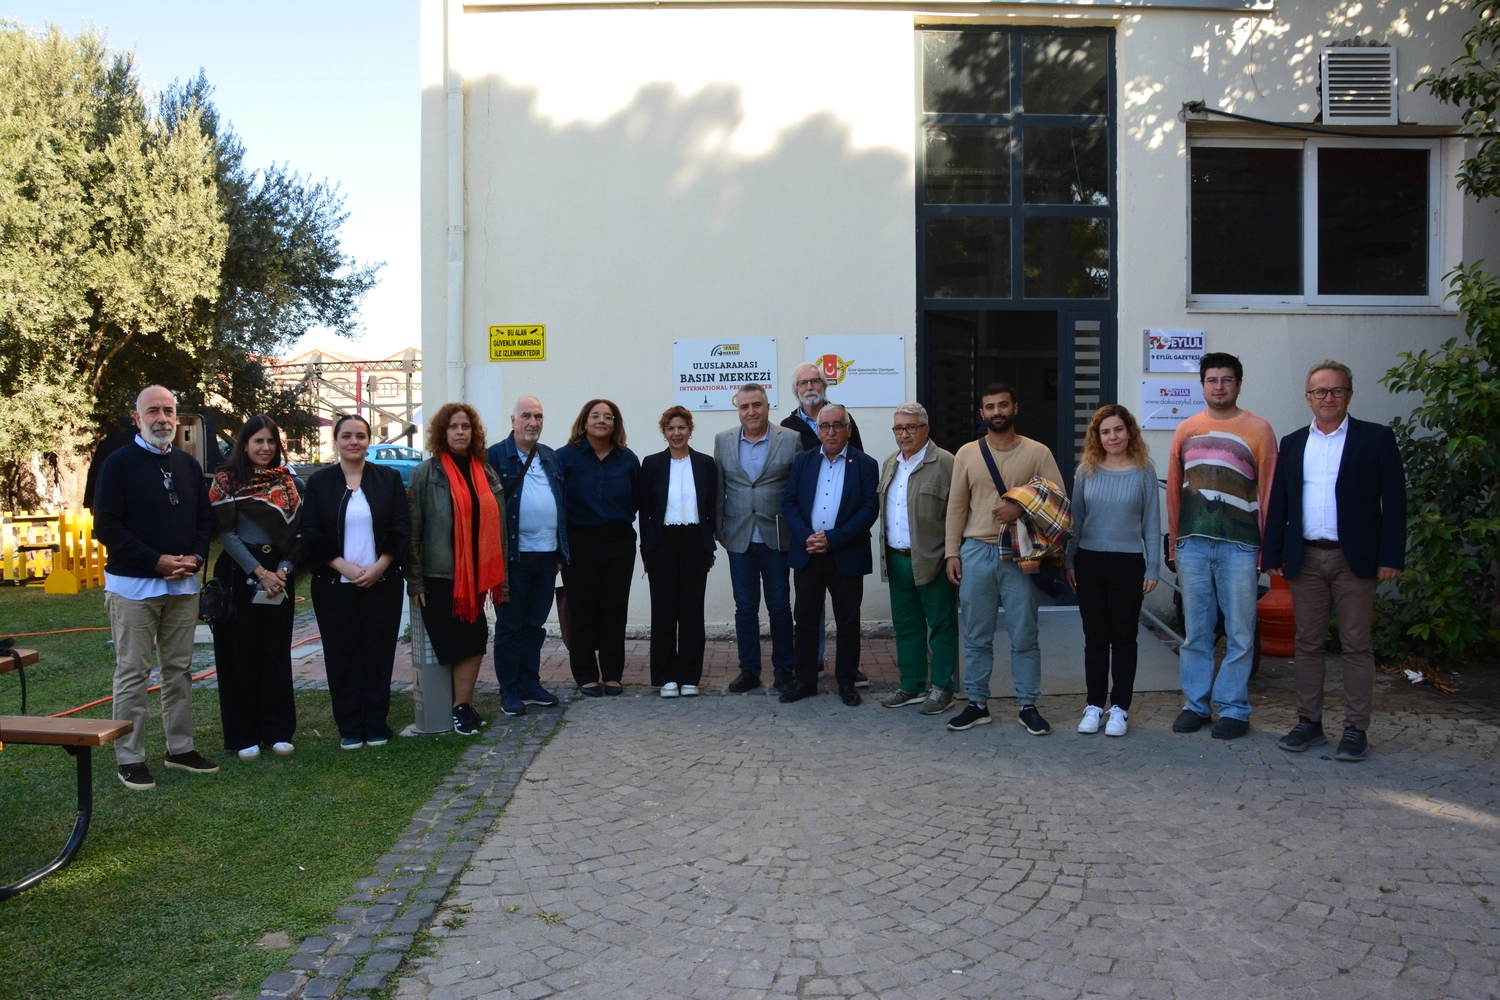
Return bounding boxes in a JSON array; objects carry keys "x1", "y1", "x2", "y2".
[
  {"x1": 105, "y1": 591, "x2": 200, "y2": 764},
  {"x1": 1287, "y1": 546, "x2": 1378, "y2": 732}
]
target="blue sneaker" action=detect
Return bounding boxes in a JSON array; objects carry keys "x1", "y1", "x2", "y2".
[
  {"x1": 501, "y1": 691, "x2": 528, "y2": 717},
  {"x1": 521, "y1": 685, "x2": 558, "y2": 707}
]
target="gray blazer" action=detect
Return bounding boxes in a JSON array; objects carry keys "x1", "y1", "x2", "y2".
[{"x1": 713, "y1": 424, "x2": 799, "y2": 553}]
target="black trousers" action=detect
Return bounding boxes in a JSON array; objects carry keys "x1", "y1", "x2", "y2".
[
  {"x1": 212, "y1": 554, "x2": 296, "y2": 751},
  {"x1": 644, "y1": 524, "x2": 711, "y2": 686},
  {"x1": 793, "y1": 553, "x2": 863, "y2": 690},
  {"x1": 1075, "y1": 549, "x2": 1145, "y2": 710},
  {"x1": 312, "y1": 572, "x2": 404, "y2": 740},
  {"x1": 561, "y1": 522, "x2": 636, "y2": 686}
]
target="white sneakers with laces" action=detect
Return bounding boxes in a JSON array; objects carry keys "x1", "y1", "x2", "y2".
[
  {"x1": 1078, "y1": 706, "x2": 1103, "y2": 734},
  {"x1": 1105, "y1": 706, "x2": 1128, "y2": 737}
]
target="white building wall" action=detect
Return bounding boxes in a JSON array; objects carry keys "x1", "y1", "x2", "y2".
[{"x1": 423, "y1": 0, "x2": 1495, "y2": 626}]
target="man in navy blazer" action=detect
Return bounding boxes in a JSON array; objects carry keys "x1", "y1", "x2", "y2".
[
  {"x1": 1263, "y1": 360, "x2": 1406, "y2": 763},
  {"x1": 780, "y1": 403, "x2": 880, "y2": 706}
]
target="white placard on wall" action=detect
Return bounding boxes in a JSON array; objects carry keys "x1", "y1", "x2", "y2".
[
  {"x1": 672, "y1": 338, "x2": 779, "y2": 411},
  {"x1": 802, "y1": 335, "x2": 906, "y2": 408},
  {"x1": 1139, "y1": 379, "x2": 1207, "y2": 429},
  {"x1": 1143, "y1": 329, "x2": 1205, "y2": 373}
]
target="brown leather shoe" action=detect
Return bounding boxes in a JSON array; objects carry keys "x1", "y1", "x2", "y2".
[
  {"x1": 117, "y1": 763, "x2": 156, "y2": 790},
  {"x1": 163, "y1": 750, "x2": 220, "y2": 774}
]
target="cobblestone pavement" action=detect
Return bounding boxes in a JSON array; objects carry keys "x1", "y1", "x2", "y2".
[{"x1": 391, "y1": 675, "x2": 1500, "y2": 1000}]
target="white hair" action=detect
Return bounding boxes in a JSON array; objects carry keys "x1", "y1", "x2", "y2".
[
  {"x1": 893, "y1": 402, "x2": 928, "y2": 424},
  {"x1": 135, "y1": 385, "x2": 176, "y2": 412}
]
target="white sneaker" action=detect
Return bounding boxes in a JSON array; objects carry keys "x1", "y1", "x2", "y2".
[
  {"x1": 1105, "y1": 706, "x2": 1128, "y2": 737},
  {"x1": 236, "y1": 745, "x2": 261, "y2": 761},
  {"x1": 660, "y1": 682, "x2": 680, "y2": 698},
  {"x1": 1078, "y1": 706, "x2": 1103, "y2": 734},
  {"x1": 679, "y1": 684, "x2": 700, "y2": 697},
  {"x1": 271, "y1": 742, "x2": 295, "y2": 755}
]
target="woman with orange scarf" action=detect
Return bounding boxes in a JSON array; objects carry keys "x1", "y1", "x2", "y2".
[{"x1": 407, "y1": 404, "x2": 508, "y2": 736}]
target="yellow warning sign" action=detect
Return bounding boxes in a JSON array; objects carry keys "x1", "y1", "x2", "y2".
[{"x1": 488, "y1": 325, "x2": 546, "y2": 362}]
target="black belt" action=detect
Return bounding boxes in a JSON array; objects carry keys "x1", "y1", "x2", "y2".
[{"x1": 1304, "y1": 538, "x2": 1341, "y2": 549}]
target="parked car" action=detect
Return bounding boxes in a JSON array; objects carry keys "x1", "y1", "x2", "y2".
[{"x1": 367, "y1": 444, "x2": 424, "y2": 485}]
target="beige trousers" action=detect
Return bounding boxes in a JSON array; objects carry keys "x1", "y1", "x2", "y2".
[
  {"x1": 1287, "y1": 546, "x2": 1378, "y2": 732},
  {"x1": 105, "y1": 591, "x2": 200, "y2": 763}
]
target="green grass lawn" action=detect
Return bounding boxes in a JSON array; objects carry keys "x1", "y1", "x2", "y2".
[{"x1": 0, "y1": 584, "x2": 498, "y2": 1000}]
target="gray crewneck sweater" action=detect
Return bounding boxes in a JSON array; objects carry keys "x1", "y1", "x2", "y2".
[{"x1": 1064, "y1": 464, "x2": 1161, "y2": 580}]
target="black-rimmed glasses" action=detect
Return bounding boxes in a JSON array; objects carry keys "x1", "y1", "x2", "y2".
[{"x1": 1306, "y1": 387, "x2": 1351, "y2": 400}]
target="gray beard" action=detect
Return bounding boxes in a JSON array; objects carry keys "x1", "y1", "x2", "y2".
[{"x1": 143, "y1": 426, "x2": 175, "y2": 448}]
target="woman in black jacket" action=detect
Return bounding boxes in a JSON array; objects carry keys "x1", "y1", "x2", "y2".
[
  {"x1": 301, "y1": 414, "x2": 411, "y2": 749},
  {"x1": 637, "y1": 406, "x2": 717, "y2": 697}
]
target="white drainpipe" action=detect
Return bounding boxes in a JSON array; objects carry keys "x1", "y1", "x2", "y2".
[{"x1": 444, "y1": 0, "x2": 466, "y2": 403}]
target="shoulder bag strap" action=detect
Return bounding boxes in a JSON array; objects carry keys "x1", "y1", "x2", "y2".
[
  {"x1": 512, "y1": 447, "x2": 538, "y2": 501},
  {"x1": 978, "y1": 440, "x2": 1007, "y2": 496}
]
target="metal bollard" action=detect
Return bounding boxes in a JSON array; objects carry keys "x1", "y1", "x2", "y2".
[{"x1": 408, "y1": 597, "x2": 454, "y2": 734}]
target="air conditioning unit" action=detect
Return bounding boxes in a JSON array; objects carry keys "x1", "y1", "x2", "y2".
[{"x1": 1322, "y1": 46, "x2": 1398, "y2": 125}]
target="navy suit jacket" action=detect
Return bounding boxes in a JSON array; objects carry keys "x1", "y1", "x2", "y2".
[
  {"x1": 1262, "y1": 415, "x2": 1406, "y2": 580},
  {"x1": 781, "y1": 446, "x2": 880, "y2": 575}
]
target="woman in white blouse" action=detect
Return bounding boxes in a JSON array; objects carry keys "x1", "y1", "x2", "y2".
[{"x1": 636, "y1": 406, "x2": 718, "y2": 697}]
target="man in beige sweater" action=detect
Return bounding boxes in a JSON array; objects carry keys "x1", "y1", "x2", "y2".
[{"x1": 943, "y1": 383, "x2": 1064, "y2": 734}]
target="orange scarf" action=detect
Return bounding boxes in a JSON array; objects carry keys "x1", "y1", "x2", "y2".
[{"x1": 440, "y1": 451, "x2": 506, "y2": 622}]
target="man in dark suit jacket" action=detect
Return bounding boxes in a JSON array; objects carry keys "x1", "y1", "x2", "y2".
[
  {"x1": 1263, "y1": 360, "x2": 1406, "y2": 763},
  {"x1": 779, "y1": 403, "x2": 880, "y2": 706}
]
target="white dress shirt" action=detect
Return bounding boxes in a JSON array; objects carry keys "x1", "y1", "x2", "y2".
[
  {"x1": 664, "y1": 455, "x2": 699, "y2": 525},
  {"x1": 340, "y1": 487, "x2": 378, "y2": 581},
  {"x1": 884, "y1": 444, "x2": 928, "y2": 550},
  {"x1": 813, "y1": 447, "x2": 848, "y2": 532},
  {"x1": 1302, "y1": 415, "x2": 1348, "y2": 541}
]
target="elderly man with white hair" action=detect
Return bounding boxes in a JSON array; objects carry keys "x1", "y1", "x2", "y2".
[
  {"x1": 780, "y1": 361, "x2": 865, "y2": 454},
  {"x1": 93, "y1": 385, "x2": 220, "y2": 790}
]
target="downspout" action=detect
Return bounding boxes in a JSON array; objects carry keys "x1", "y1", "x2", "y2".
[{"x1": 444, "y1": 0, "x2": 466, "y2": 403}]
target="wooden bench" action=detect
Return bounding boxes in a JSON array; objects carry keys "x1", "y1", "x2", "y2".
[
  {"x1": 0, "y1": 647, "x2": 38, "y2": 714},
  {"x1": 0, "y1": 715, "x2": 133, "y2": 900}
]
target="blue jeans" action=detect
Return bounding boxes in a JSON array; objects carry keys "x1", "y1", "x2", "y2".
[
  {"x1": 494, "y1": 551, "x2": 558, "y2": 696},
  {"x1": 957, "y1": 538, "x2": 1040, "y2": 705},
  {"x1": 1176, "y1": 536, "x2": 1259, "y2": 721},
  {"x1": 727, "y1": 543, "x2": 794, "y2": 676}
]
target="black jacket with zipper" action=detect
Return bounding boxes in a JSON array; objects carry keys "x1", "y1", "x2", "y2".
[{"x1": 301, "y1": 462, "x2": 411, "y2": 580}]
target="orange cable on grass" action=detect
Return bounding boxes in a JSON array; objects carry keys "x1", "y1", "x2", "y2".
[{"x1": 0, "y1": 627, "x2": 111, "y2": 639}]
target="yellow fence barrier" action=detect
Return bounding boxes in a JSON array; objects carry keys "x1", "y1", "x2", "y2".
[{"x1": 0, "y1": 510, "x2": 106, "y2": 592}]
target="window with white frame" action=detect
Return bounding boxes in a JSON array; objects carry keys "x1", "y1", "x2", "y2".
[{"x1": 1188, "y1": 137, "x2": 1452, "y2": 308}]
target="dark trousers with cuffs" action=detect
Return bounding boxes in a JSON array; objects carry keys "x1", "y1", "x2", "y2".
[
  {"x1": 793, "y1": 553, "x2": 863, "y2": 691},
  {"x1": 494, "y1": 550, "x2": 558, "y2": 696},
  {"x1": 312, "y1": 572, "x2": 403, "y2": 741},
  {"x1": 645, "y1": 524, "x2": 711, "y2": 686},
  {"x1": 1075, "y1": 549, "x2": 1145, "y2": 711},
  {"x1": 212, "y1": 554, "x2": 296, "y2": 751},
  {"x1": 561, "y1": 522, "x2": 636, "y2": 686}
]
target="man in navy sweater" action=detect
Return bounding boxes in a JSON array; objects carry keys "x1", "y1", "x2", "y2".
[
  {"x1": 93, "y1": 386, "x2": 219, "y2": 790},
  {"x1": 1263, "y1": 361, "x2": 1406, "y2": 763}
]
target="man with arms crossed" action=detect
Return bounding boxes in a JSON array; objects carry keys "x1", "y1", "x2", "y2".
[
  {"x1": 715, "y1": 383, "x2": 801, "y2": 694},
  {"x1": 487, "y1": 395, "x2": 565, "y2": 718},
  {"x1": 93, "y1": 385, "x2": 219, "y2": 789},
  {"x1": 944, "y1": 383, "x2": 1065, "y2": 734},
  {"x1": 1263, "y1": 361, "x2": 1405, "y2": 762},
  {"x1": 1167, "y1": 352, "x2": 1278, "y2": 740},
  {"x1": 878, "y1": 403, "x2": 958, "y2": 716}
]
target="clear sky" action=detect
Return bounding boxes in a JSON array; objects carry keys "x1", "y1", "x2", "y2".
[{"x1": 4, "y1": 1, "x2": 418, "y2": 361}]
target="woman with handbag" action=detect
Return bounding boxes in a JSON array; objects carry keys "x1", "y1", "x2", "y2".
[
  {"x1": 209, "y1": 415, "x2": 304, "y2": 760},
  {"x1": 406, "y1": 403, "x2": 507, "y2": 736},
  {"x1": 302, "y1": 413, "x2": 411, "y2": 750},
  {"x1": 637, "y1": 406, "x2": 717, "y2": 697}
]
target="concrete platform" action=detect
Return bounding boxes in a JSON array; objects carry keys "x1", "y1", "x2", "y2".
[{"x1": 987, "y1": 605, "x2": 1180, "y2": 696}]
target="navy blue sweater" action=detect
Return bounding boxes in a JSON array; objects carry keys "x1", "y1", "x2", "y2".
[{"x1": 93, "y1": 441, "x2": 215, "y2": 578}]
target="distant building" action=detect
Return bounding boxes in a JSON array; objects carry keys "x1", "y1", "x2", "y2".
[{"x1": 267, "y1": 347, "x2": 422, "y2": 463}]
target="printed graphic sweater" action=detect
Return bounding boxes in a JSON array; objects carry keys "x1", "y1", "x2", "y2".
[{"x1": 1166, "y1": 410, "x2": 1278, "y2": 549}]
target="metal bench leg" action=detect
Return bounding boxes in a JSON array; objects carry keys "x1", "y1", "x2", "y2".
[{"x1": 0, "y1": 745, "x2": 93, "y2": 900}]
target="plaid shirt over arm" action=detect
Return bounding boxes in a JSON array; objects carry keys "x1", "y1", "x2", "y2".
[{"x1": 997, "y1": 477, "x2": 1073, "y2": 573}]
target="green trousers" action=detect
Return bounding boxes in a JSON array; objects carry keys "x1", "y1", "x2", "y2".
[{"x1": 887, "y1": 549, "x2": 958, "y2": 694}]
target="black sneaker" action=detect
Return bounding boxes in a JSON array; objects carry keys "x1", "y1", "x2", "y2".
[
  {"x1": 1172, "y1": 709, "x2": 1212, "y2": 733},
  {"x1": 947, "y1": 704, "x2": 991, "y2": 731},
  {"x1": 726, "y1": 671, "x2": 762, "y2": 694},
  {"x1": 452, "y1": 702, "x2": 484, "y2": 736},
  {"x1": 1017, "y1": 706, "x2": 1051, "y2": 736},
  {"x1": 854, "y1": 669, "x2": 872, "y2": 689},
  {"x1": 1211, "y1": 717, "x2": 1249, "y2": 740},
  {"x1": 1335, "y1": 728, "x2": 1369, "y2": 762},
  {"x1": 1277, "y1": 719, "x2": 1327, "y2": 753}
]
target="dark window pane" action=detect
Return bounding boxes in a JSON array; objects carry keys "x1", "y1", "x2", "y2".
[
  {"x1": 1023, "y1": 217, "x2": 1108, "y2": 298},
  {"x1": 925, "y1": 217, "x2": 1011, "y2": 298},
  {"x1": 1318, "y1": 147, "x2": 1428, "y2": 296},
  {"x1": 1190, "y1": 147, "x2": 1301, "y2": 295},
  {"x1": 1023, "y1": 127, "x2": 1108, "y2": 204},
  {"x1": 925, "y1": 126, "x2": 1011, "y2": 203},
  {"x1": 922, "y1": 31, "x2": 1009, "y2": 114},
  {"x1": 1022, "y1": 35, "x2": 1107, "y2": 115}
]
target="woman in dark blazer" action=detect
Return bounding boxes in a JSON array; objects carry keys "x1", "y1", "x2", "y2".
[
  {"x1": 301, "y1": 414, "x2": 411, "y2": 749},
  {"x1": 637, "y1": 406, "x2": 717, "y2": 697}
]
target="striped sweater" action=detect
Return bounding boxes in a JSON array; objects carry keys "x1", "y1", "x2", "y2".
[{"x1": 1166, "y1": 410, "x2": 1278, "y2": 549}]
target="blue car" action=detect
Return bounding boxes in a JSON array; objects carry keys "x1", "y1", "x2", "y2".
[{"x1": 367, "y1": 444, "x2": 424, "y2": 485}]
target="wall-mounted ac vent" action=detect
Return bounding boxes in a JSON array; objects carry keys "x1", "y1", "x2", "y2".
[{"x1": 1322, "y1": 46, "x2": 1397, "y2": 125}]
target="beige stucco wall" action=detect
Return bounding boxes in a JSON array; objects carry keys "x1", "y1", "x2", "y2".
[{"x1": 422, "y1": 0, "x2": 1496, "y2": 627}]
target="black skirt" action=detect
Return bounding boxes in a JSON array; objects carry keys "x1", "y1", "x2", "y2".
[{"x1": 420, "y1": 577, "x2": 490, "y2": 663}]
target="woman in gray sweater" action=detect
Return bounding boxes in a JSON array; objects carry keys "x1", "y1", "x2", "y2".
[{"x1": 1066, "y1": 405, "x2": 1160, "y2": 737}]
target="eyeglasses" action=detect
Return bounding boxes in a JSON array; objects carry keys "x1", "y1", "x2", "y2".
[
  {"x1": 818, "y1": 421, "x2": 848, "y2": 431},
  {"x1": 1306, "y1": 387, "x2": 1352, "y2": 400},
  {"x1": 795, "y1": 378, "x2": 825, "y2": 388},
  {"x1": 1203, "y1": 376, "x2": 1238, "y2": 386},
  {"x1": 161, "y1": 471, "x2": 179, "y2": 506},
  {"x1": 589, "y1": 413, "x2": 616, "y2": 422},
  {"x1": 891, "y1": 425, "x2": 923, "y2": 435}
]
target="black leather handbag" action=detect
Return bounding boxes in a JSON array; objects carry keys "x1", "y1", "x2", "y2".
[{"x1": 198, "y1": 560, "x2": 235, "y2": 627}]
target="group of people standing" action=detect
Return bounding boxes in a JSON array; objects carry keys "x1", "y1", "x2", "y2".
[{"x1": 89, "y1": 349, "x2": 1405, "y2": 789}]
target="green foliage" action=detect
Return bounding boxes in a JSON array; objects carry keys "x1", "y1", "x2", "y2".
[
  {"x1": 1417, "y1": 0, "x2": 1500, "y2": 202},
  {"x1": 1377, "y1": 262, "x2": 1500, "y2": 666}
]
